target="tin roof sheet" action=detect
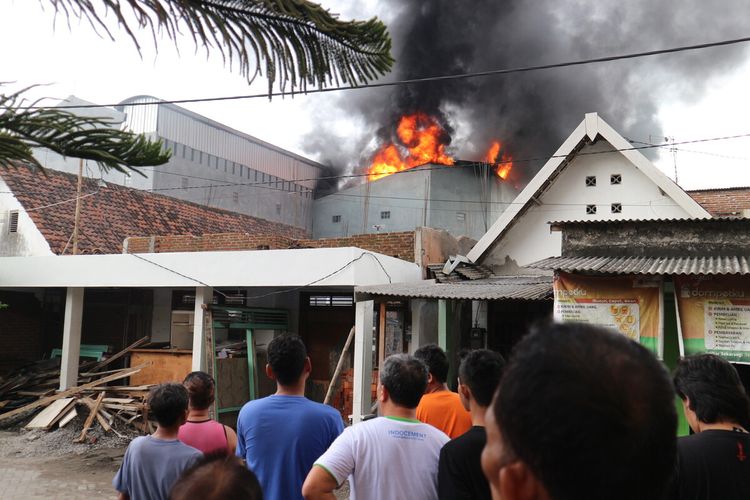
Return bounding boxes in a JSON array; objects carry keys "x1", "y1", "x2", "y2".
[
  {"x1": 355, "y1": 275, "x2": 553, "y2": 301},
  {"x1": 529, "y1": 255, "x2": 750, "y2": 275}
]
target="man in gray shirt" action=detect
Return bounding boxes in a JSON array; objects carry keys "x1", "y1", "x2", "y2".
[{"x1": 114, "y1": 383, "x2": 201, "y2": 500}]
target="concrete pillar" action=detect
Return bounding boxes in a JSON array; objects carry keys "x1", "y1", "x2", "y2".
[
  {"x1": 438, "y1": 299, "x2": 448, "y2": 350},
  {"x1": 191, "y1": 286, "x2": 212, "y2": 371},
  {"x1": 59, "y1": 287, "x2": 84, "y2": 390},
  {"x1": 352, "y1": 300, "x2": 374, "y2": 424}
]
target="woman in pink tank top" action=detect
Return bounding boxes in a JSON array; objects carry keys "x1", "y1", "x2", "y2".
[{"x1": 178, "y1": 371, "x2": 237, "y2": 455}]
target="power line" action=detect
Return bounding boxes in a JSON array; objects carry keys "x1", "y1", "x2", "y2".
[
  {"x1": 15, "y1": 35, "x2": 750, "y2": 111},
  {"x1": 137, "y1": 131, "x2": 750, "y2": 194},
  {"x1": 6, "y1": 129, "x2": 750, "y2": 211}
]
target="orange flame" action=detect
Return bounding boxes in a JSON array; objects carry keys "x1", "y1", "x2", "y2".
[
  {"x1": 484, "y1": 140, "x2": 513, "y2": 179},
  {"x1": 367, "y1": 113, "x2": 454, "y2": 181}
]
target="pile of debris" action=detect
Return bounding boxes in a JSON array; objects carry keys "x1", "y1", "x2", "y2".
[{"x1": 0, "y1": 337, "x2": 154, "y2": 441}]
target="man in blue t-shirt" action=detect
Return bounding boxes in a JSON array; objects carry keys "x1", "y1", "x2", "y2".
[{"x1": 237, "y1": 335, "x2": 343, "y2": 500}]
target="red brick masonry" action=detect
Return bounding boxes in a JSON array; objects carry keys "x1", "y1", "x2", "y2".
[{"x1": 124, "y1": 231, "x2": 416, "y2": 262}]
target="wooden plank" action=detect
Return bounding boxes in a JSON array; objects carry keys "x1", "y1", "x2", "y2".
[
  {"x1": 58, "y1": 408, "x2": 78, "y2": 428},
  {"x1": 378, "y1": 302, "x2": 386, "y2": 368},
  {"x1": 102, "y1": 398, "x2": 135, "y2": 404},
  {"x1": 0, "y1": 364, "x2": 147, "y2": 423},
  {"x1": 25, "y1": 398, "x2": 75, "y2": 430},
  {"x1": 324, "y1": 326, "x2": 356, "y2": 405},
  {"x1": 88, "y1": 336, "x2": 150, "y2": 373},
  {"x1": 102, "y1": 403, "x2": 142, "y2": 412},
  {"x1": 129, "y1": 351, "x2": 192, "y2": 386},
  {"x1": 76, "y1": 392, "x2": 104, "y2": 442},
  {"x1": 80, "y1": 397, "x2": 114, "y2": 428},
  {"x1": 88, "y1": 385, "x2": 151, "y2": 392}
]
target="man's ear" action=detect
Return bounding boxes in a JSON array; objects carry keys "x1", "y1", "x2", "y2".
[
  {"x1": 427, "y1": 372, "x2": 435, "y2": 385},
  {"x1": 379, "y1": 384, "x2": 389, "y2": 404},
  {"x1": 303, "y1": 357, "x2": 312, "y2": 375},
  {"x1": 265, "y1": 363, "x2": 275, "y2": 381},
  {"x1": 459, "y1": 383, "x2": 471, "y2": 401},
  {"x1": 499, "y1": 461, "x2": 549, "y2": 500}
]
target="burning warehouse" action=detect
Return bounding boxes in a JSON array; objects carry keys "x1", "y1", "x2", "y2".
[{"x1": 313, "y1": 112, "x2": 519, "y2": 240}]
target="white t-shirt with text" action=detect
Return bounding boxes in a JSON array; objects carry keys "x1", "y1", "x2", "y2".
[{"x1": 314, "y1": 416, "x2": 449, "y2": 500}]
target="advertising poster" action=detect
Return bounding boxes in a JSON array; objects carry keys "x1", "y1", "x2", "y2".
[
  {"x1": 674, "y1": 276, "x2": 750, "y2": 364},
  {"x1": 553, "y1": 272, "x2": 663, "y2": 357}
]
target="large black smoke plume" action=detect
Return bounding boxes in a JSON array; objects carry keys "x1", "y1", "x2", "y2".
[{"x1": 302, "y1": 0, "x2": 750, "y2": 184}]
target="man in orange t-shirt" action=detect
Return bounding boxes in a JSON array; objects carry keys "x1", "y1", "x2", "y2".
[{"x1": 414, "y1": 344, "x2": 472, "y2": 438}]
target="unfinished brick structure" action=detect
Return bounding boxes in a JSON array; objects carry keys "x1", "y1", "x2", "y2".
[{"x1": 124, "y1": 231, "x2": 417, "y2": 263}]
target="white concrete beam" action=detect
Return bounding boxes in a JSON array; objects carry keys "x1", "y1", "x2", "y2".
[
  {"x1": 59, "y1": 287, "x2": 84, "y2": 390},
  {"x1": 191, "y1": 287, "x2": 213, "y2": 372},
  {"x1": 352, "y1": 300, "x2": 374, "y2": 423}
]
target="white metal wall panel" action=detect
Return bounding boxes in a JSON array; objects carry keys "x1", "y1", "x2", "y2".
[
  {"x1": 120, "y1": 97, "x2": 159, "y2": 134},
  {"x1": 155, "y1": 106, "x2": 321, "y2": 189}
]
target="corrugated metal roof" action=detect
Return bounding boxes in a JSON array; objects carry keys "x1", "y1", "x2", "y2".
[
  {"x1": 547, "y1": 217, "x2": 724, "y2": 226},
  {"x1": 529, "y1": 255, "x2": 750, "y2": 275},
  {"x1": 356, "y1": 275, "x2": 553, "y2": 301}
]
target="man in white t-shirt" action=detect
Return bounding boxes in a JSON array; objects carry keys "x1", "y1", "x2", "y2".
[{"x1": 302, "y1": 353, "x2": 449, "y2": 500}]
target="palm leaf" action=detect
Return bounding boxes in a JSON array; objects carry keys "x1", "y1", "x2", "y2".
[
  {"x1": 45, "y1": 0, "x2": 394, "y2": 94},
  {"x1": 0, "y1": 87, "x2": 170, "y2": 174}
]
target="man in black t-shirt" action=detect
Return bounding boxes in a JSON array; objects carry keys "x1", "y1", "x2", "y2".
[
  {"x1": 671, "y1": 354, "x2": 750, "y2": 500},
  {"x1": 438, "y1": 349, "x2": 504, "y2": 500}
]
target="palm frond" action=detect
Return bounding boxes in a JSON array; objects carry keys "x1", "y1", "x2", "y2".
[
  {"x1": 0, "y1": 87, "x2": 170, "y2": 174},
  {"x1": 45, "y1": 0, "x2": 394, "y2": 94}
]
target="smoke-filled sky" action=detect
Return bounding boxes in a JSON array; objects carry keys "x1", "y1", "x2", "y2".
[{"x1": 2, "y1": 0, "x2": 750, "y2": 189}]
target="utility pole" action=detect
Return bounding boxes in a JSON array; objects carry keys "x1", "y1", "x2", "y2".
[
  {"x1": 72, "y1": 158, "x2": 83, "y2": 255},
  {"x1": 665, "y1": 136, "x2": 678, "y2": 184}
]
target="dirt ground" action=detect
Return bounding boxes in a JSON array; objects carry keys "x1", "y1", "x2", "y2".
[
  {"x1": 0, "y1": 427, "x2": 125, "y2": 499},
  {"x1": 0, "y1": 427, "x2": 350, "y2": 499}
]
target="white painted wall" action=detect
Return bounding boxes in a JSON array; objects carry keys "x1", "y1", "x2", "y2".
[
  {"x1": 0, "y1": 247, "x2": 421, "y2": 288},
  {"x1": 0, "y1": 177, "x2": 54, "y2": 256},
  {"x1": 482, "y1": 140, "x2": 697, "y2": 271}
]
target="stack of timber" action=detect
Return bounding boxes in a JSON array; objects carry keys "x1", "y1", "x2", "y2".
[{"x1": 0, "y1": 337, "x2": 155, "y2": 440}]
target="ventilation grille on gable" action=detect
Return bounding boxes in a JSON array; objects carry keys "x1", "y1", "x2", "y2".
[{"x1": 8, "y1": 210, "x2": 19, "y2": 233}]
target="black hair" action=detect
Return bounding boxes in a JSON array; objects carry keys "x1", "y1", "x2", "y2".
[
  {"x1": 493, "y1": 322, "x2": 676, "y2": 500},
  {"x1": 674, "y1": 353, "x2": 750, "y2": 427},
  {"x1": 183, "y1": 371, "x2": 215, "y2": 411},
  {"x1": 380, "y1": 354, "x2": 428, "y2": 409},
  {"x1": 458, "y1": 349, "x2": 505, "y2": 407},
  {"x1": 149, "y1": 383, "x2": 189, "y2": 428},
  {"x1": 170, "y1": 453, "x2": 263, "y2": 500},
  {"x1": 267, "y1": 335, "x2": 307, "y2": 386},
  {"x1": 414, "y1": 344, "x2": 449, "y2": 384}
]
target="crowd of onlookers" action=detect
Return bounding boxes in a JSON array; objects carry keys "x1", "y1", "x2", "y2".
[{"x1": 113, "y1": 323, "x2": 750, "y2": 500}]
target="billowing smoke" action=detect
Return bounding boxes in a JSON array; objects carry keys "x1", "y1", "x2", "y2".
[{"x1": 302, "y1": 0, "x2": 750, "y2": 184}]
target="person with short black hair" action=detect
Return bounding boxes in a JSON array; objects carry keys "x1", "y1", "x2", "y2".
[
  {"x1": 178, "y1": 371, "x2": 237, "y2": 455},
  {"x1": 439, "y1": 349, "x2": 505, "y2": 500},
  {"x1": 670, "y1": 353, "x2": 750, "y2": 500},
  {"x1": 170, "y1": 453, "x2": 263, "y2": 500},
  {"x1": 482, "y1": 322, "x2": 677, "y2": 500},
  {"x1": 236, "y1": 335, "x2": 343, "y2": 500},
  {"x1": 303, "y1": 353, "x2": 450, "y2": 500},
  {"x1": 114, "y1": 383, "x2": 202, "y2": 500},
  {"x1": 414, "y1": 344, "x2": 472, "y2": 438}
]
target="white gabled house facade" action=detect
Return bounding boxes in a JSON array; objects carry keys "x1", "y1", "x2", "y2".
[
  {"x1": 0, "y1": 176, "x2": 54, "y2": 256},
  {"x1": 467, "y1": 112, "x2": 710, "y2": 271}
]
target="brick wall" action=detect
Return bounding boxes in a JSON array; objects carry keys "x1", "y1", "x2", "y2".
[
  {"x1": 124, "y1": 231, "x2": 416, "y2": 262},
  {"x1": 689, "y1": 188, "x2": 750, "y2": 217}
]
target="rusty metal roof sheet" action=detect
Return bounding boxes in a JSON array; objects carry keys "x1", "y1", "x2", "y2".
[
  {"x1": 529, "y1": 255, "x2": 750, "y2": 275},
  {"x1": 356, "y1": 275, "x2": 553, "y2": 301}
]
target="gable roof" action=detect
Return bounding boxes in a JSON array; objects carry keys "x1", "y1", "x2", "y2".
[
  {"x1": 466, "y1": 113, "x2": 710, "y2": 262},
  {"x1": 1, "y1": 164, "x2": 307, "y2": 255},
  {"x1": 687, "y1": 186, "x2": 750, "y2": 217}
]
